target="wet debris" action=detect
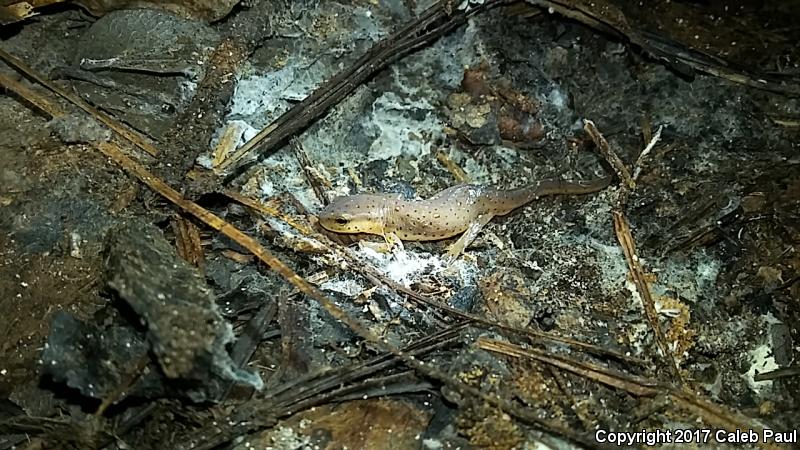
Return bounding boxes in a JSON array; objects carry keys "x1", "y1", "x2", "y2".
[
  {"x1": 41, "y1": 311, "x2": 155, "y2": 400},
  {"x1": 76, "y1": 0, "x2": 240, "y2": 22},
  {"x1": 478, "y1": 268, "x2": 534, "y2": 329},
  {"x1": 0, "y1": 0, "x2": 239, "y2": 26},
  {"x1": 445, "y1": 62, "x2": 544, "y2": 148},
  {"x1": 47, "y1": 113, "x2": 112, "y2": 145},
  {"x1": 41, "y1": 222, "x2": 263, "y2": 404},
  {"x1": 61, "y1": 9, "x2": 221, "y2": 139},
  {"x1": 236, "y1": 398, "x2": 432, "y2": 450},
  {"x1": 650, "y1": 191, "x2": 742, "y2": 254}
]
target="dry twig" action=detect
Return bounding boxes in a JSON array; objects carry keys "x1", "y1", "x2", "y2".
[
  {"x1": 584, "y1": 120, "x2": 683, "y2": 384},
  {"x1": 292, "y1": 140, "x2": 331, "y2": 206},
  {"x1": 436, "y1": 149, "x2": 470, "y2": 182},
  {"x1": 583, "y1": 119, "x2": 633, "y2": 189},
  {"x1": 613, "y1": 211, "x2": 683, "y2": 384},
  {"x1": 171, "y1": 215, "x2": 205, "y2": 269},
  {"x1": 478, "y1": 338, "x2": 658, "y2": 396}
]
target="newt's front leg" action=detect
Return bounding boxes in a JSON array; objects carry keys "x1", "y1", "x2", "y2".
[
  {"x1": 384, "y1": 232, "x2": 404, "y2": 252},
  {"x1": 358, "y1": 232, "x2": 405, "y2": 254}
]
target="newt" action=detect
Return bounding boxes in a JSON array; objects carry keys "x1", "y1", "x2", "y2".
[{"x1": 318, "y1": 176, "x2": 612, "y2": 261}]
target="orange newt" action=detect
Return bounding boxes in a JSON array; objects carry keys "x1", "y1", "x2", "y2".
[{"x1": 318, "y1": 177, "x2": 611, "y2": 260}]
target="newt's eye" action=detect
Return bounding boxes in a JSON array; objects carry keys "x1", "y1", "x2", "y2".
[{"x1": 335, "y1": 217, "x2": 349, "y2": 225}]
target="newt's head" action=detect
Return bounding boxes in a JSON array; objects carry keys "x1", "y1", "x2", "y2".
[{"x1": 317, "y1": 194, "x2": 389, "y2": 235}]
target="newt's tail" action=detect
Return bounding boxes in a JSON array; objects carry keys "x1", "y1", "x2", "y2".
[
  {"x1": 531, "y1": 175, "x2": 613, "y2": 198},
  {"x1": 487, "y1": 175, "x2": 613, "y2": 216}
]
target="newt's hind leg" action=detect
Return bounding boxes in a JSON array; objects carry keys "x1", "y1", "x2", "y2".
[{"x1": 445, "y1": 214, "x2": 493, "y2": 263}]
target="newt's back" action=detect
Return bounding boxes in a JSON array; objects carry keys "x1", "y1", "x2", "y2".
[{"x1": 386, "y1": 185, "x2": 487, "y2": 241}]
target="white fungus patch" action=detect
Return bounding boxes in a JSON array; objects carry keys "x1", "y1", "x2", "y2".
[
  {"x1": 432, "y1": 21, "x2": 482, "y2": 88},
  {"x1": 423, "y1": 438, "x2": 443, "y2": 450},
  {"x1": 261, "y1": 425, "x2": 311, "y2": 450},
  {"x1": 229, "y1": 64, "x2": 322, "y2": 129},
  {"x1": 363, "y1": 92, "x2": 443, "y2": 162},
  {"x1": 745, "y1": 342, "x2": 779, "y2": 394},
  {"x1": 177, "y1": 79, "x2": 198, "y2": 105},
  {"x1": 202, "y1": 2, "x2": 392, "y2": 166},
  {"x1": 467, "y1": 160, "x2": 499, "y2": 186},
  {"x1": 249, "y1": 152, "x2": 323, "y2": 211},
  {"x1": 547, "y1": 86, "x2": 569, "y2": 111},
  {"x1": 320, "y1": 278, "x2": 366, "y2": 298},
  {"x1": 225, "y1": 2, "x2": 387, "y2": 129},
  {"x1": 653, "y1": 252, "x2": 721, "y2": 302},
  {"x1": 195, "y1": 154, "x2": 214, "y2": 170},
  {"x1": 624, "y1": 279, "x2": 645, "y2": 309},
  {"x1": 590, "y1": 235, "x2": 722, "y2": 307},
  {"x1": 583, "y1": 236, "x2": 628, "y2": 296},
  {"x1": 202, "y1": 3, "x2": 492, "y2": 205},
  {"x1": 743, "y1": 312, "x2": 783, "y2": 394},
  {"x1": 359, "y1": 247, "x2": 440, "y2": 285},
  {"x1": 356, "y1": 246, "x2": 477, "y2": 287},
  {"x1": 258, "y1": 178, "x2": 276, "y2": 198}
]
